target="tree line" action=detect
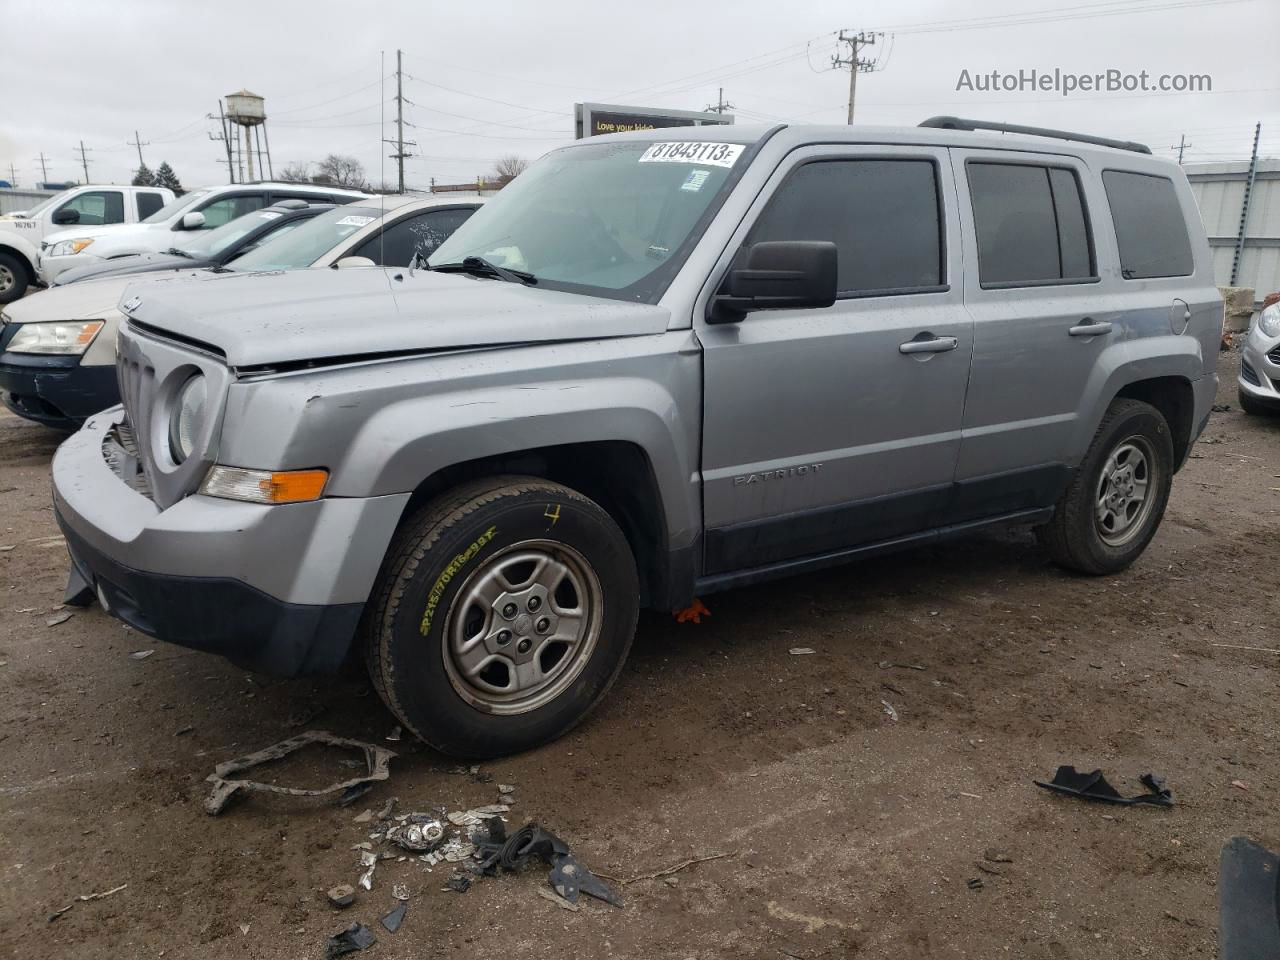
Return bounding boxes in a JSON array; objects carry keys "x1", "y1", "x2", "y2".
[{"x1": 133, "y1": 162, "x2": 185, "y2": 194}]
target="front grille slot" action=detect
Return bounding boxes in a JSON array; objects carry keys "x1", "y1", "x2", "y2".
[
  {"x1": 1268, "y1": 345, "x2": 1280, "y2": 365},
  {"x1": 1241, "y1": 360, "x2": 1261, "y2": 386}
]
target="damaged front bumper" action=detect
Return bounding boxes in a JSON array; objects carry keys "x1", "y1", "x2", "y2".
[
  {"x1": 0, "y1": 351, "x2": 118, "y2": 428},
  {"x1": 52, "y1": 407, "x2": 410, "y2": 675}
]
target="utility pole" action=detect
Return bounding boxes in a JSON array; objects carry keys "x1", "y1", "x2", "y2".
[
  {"x1": 1171, "y1": 133, "x2": 1191, "y2": 164},
  {"x1": 7, "y1": 163, "x2": 17, "y2": 187},
  {"x1": 210, "y1": 103, "x2": 236, "y2": 184},
  {"x1": 1230, "y1": 122, "x2": 1262, "y2": 287},
  {"x1": 833, "y1": 31, "x2": 882, "y2": 124},
  {"x1": 75, "y1": 140, "x2": 92, "y2": 183},
  {"x1": 705, "y1": 87, "x2": 735, "y2": 115},
  {"x1": 128, "y1": 130, "x2": 150, "y2": 171},
  {"x1": 34, "y1": 152, "x2": 49, "y2": 184},
  {"x1": 383, "y1": 49, "x2": 416, "y2": 193}
]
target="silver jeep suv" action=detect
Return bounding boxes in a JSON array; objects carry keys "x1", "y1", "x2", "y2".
[{"x1": 50, "y1": 118, "x2": 1222, "y2": 757}]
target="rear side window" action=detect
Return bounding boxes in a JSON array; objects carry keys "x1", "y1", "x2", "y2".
[
  {"x1": 967, "y1": 162, "x2": 1095, "y2": 286},
  {"x1": 136, "y1": 192, "x2": 165, "y2": 219},
  {"x1": 746, "y1": 159, "x2": 944, "y2": 296},
  {"x1": 1102, "y1": 171, "x2": 1193, "y2": 279}
]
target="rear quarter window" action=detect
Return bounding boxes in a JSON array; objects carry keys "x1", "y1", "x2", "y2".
[
  {"x1": 1102, "y1": 170, "x2": 1194, "y2": 279},
  {"x1": 136, "y1": 192, "x2": 166, "y2": 219}
]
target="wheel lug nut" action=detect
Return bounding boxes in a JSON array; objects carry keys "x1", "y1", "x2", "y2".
[
  {"x1": 496, "y1": 630, "x2": 512, "y2": 646},
  {"x1": 527, "y1": 596, "x2": 542, "y2": 612},
  {"x1": 501, "y1": 603, "x2": 517, "y2": 619},
  {"x1": 517, "y1": 638, "x2": 532, "y2": 654},
  {"x1": 535, "y1": 617, "x2": 550, "y2": 634}
]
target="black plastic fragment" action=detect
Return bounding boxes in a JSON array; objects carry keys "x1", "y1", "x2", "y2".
[
  {"x1": 324, "y1": 922, "x2": 376, "y2": 959},
  {"x1": 1220, "y1": 837, "x2": 1280, "y2": 960},
  {"x1": 470, "y1": 820, "x2": 622, "y2": 907},
  {"x1": 64, "y1": 565, "x2": 95, "y2": 607},
  {"x1": 1034, "y1": 766, "x2": 1173, "y2": 807},
  {"x1": 446, "y1": 872, "x2": 473, "y2": 893},
  {"x1": 380, "y1": 902, "x2": 407, "y2": 934}
]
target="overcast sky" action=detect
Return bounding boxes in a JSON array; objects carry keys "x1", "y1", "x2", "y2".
[{"x1": 3, "y1": 0, "x2": 1277, "y2": 191}]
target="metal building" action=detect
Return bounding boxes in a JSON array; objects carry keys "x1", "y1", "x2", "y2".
[{"x1": 1185, "y1": 159, "x2": 1280, "y2": 302}]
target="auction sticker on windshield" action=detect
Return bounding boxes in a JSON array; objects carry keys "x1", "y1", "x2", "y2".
[
  {"x1": 336, "y1": 215, "x2": 376, "y2": 227},
  {"x1": 639, "y1": 142, "x2": 744, "y2": 167}
]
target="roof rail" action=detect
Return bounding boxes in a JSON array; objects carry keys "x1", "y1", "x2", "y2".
[{"x1": 919, "y1": 116, "x2": 1152, "y2": 155}]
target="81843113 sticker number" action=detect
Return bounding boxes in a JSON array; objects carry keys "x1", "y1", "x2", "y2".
[{"x1": 639, "y1": 142, "x2": 744, "y2": 168}]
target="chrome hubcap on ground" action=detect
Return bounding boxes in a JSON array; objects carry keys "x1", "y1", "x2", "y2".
[
  {"x1": 443, "y1": 540, "x2": 601, "y2": 715},
  {"x1": 0, "y1": 263, "x2": 13, "y2": 294},
  {"x1": 1095, "y1": 436, "x2": 1156, "y2": 547}
]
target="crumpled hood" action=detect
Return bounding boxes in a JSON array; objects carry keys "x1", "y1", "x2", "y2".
[
  {"x1": 2, "y1": 275, "x2": 138, "y2": 323},
  {"x1": 120, "y1": 267, "x2": 673, "y2": 368}
]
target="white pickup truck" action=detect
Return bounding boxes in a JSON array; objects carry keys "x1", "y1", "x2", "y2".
[{"x1": 0, "y1": 185, "x2": 174, "y2": 302}]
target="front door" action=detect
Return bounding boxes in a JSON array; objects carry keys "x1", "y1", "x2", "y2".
[{"x1": 698, "y1": 145, "x2": 972, "y2": 576}]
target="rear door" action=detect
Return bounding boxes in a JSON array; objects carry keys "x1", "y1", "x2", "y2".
[
  {"x1": 697, "y1": 145, "x2": 972, "y2": 574},
  {"x1": 134, "y1": 191, "x2": 166, "y2": 222},
  {"x1": 950, "y1": 150, "x2": 1114, "y2": 521}
]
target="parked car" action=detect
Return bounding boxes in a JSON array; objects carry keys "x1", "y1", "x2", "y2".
[
  {"x1": 50, "y1": 199, "x2": 332, "y2": 286},
  {"x1": 0, "y1": 184, "x2": 175, "y2": 302},
  {"x1": 1239, "y1": 298, "x2": 1280, "y2": 415},
  {"x1": 51, "y1": 119, "x2": 1221, "y2": 758},
  {"x1": 0, "y1": 195, "x2": 480, "y2": 427},
  {"x1": 36, "y1": 181, "x2": 369, "y2": 285}
]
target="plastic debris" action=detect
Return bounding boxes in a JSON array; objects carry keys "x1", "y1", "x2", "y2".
[
  {"x1": 392, "y1": 883, "x2": 410, "y2": 901},
  {"x1": 1035, "y1": 766, "x2": 1173, "y2": 807},
  {"x1": 789, "y1": 647, "x2": 816, "y2": 656},
  {"x1": 46, "y1": 611, "x2": 74, "y2": 627},
  {"x1": 471, "y1": 820, "x2": 622, "y2": 908},
  {"x1": 498, "y1": 783, "x2": 516, "y2": 795},
  {"x1": 387, "y1": 817, "x2": 445, "y2": 853},
  {"x1": 375, "y1": 797, "x2": 397, "y2": 820},
  {"x1": 673, "y1": 598, "x2": 711, "y2": 623},
  {"x1": 327, "y1": 884, "x2": 355, "y2": 908},
  {"x1": 324, "y1": 922, "x2": 376, "y2": 958},
  {"x1": 129, "y1": 649, "x2": 155, "y2": 660},
  {"x1": 445, "y1": 872, "x2": 472, "y2": 893},
  {"x1": 380, "y1": 902, "x2": 407, "y2": 933},
  {"x1": 446, "y1": 803, "x2": 510, "y2": 827},
  {"x1": 439, "y1": 837, "x2": 476, "y2": 862},
  {"x1": 202, "y1": 731, "x2": 396, "y2": 815},
  {"x1": 386, "y1": 725, "x2": 402, "y2": 742},
  {"x1": 881, "y1": 700, "x2": 899, "y2": 722}
]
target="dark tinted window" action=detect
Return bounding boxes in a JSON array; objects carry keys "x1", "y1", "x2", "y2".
[
  {"x1": 1102, "y1": 170, "x2": 1193, "y2": 279},
  {"x1": 195, "y1": 194, "x2": 267, "y2": 228},
  {"x1": 968, "y1": 163, "x2": 1094, "y2": 285},
  {"x1": 746, "y1": 159, "x2": 943, "y2": 294},
  {"x1": 354, "y1": 207, "x2": 477, "y2": 266},
  {"x1": 136, "y1": 192, "x2": 165, "y2": 219}
]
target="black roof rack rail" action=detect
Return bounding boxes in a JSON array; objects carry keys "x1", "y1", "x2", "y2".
[{"x1": 919, "y1": 116, "x2": 1152, "y2": 155}]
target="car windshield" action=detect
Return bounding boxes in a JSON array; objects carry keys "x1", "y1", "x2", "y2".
[
  {"x1": 428, "y1": 139, "x2": 746, "y2": 301},
  {"x1": 15, "y1": 189, "x2": 74, "y2": 219},
  {"x1": 141, "y1": 190, "x2": 210, "y2": 224},
  {"x1": 174, "y1": 209, "x2": 291, "y2": 258},
  {"x1": 228, "y1": 205, "x2": 382, "y2": 271}
]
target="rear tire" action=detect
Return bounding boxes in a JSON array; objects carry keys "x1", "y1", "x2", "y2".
[
  {"x1": 362, "y1": 476, "x2": 638, "y2": 758},
  {"x1": 0, "y1": 253, "x2": 30, "y2": 303},
  {"x1": 1039, "y1": 398, "x2": 1174, "y2": 575},
  {"x1": 1239, "y1": 389, "x2": 1278, "y2": 417}
]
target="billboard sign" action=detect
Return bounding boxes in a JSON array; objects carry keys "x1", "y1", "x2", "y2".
[{"x1": 574, "y1": 102, "x2": 733, "y2": 139}]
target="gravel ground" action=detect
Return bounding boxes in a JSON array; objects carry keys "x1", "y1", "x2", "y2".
[{"x1": 1, "y1": 347, "x2": 1277, "y2": 959}]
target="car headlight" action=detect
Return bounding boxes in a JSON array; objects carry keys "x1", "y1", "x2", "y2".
[
  {"x1": 1258, "y1": 304, "x2": 1280, "y2": 339},
  {"x1": 169, "y1": 375, "x2": 208, "y2": 462},
  {"x1": 5, "y1": 320, "x2": 104, "y2": 355},
  {"x1": 200, "y1": 466, "x2": 328, "y2": 504},
  {"x1": 48, "y1": 238, "x2": 95, "y2": 258}
]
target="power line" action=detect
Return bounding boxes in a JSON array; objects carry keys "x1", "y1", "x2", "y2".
[{"x1": 875, "y1": 0, "x2": 1253, "y2": 34}]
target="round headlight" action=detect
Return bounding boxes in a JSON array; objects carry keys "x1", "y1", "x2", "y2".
[
  {"x1": 1259, "y1": 304, "x2": 1280, "y2": 339},
  {"x1": 170, "y1": 375, "x2": 207, "y2": 463}
]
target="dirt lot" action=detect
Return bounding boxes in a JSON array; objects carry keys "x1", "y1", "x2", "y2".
[{"x1": 1, "y1": 347, "x2": 1277, "y2": 959}]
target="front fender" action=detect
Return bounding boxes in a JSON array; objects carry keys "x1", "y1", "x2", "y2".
[
  {"x1": 0, "y1": 232, "x2": 40, "y2": 273},
  {"x1": 1070, "y1": 333, "x2": 1204, "y2": 462}
]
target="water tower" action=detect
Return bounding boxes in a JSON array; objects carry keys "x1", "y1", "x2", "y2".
[{"x1": 224, "y1": 90, "x2": 272, "y2": 181}]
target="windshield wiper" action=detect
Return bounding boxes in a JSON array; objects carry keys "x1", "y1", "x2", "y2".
[
  {"x1": 164, "y1": 247, "x2": 194, "y2": 259},
  {"x1": 430, "y1": 256, "x2": 536, "y2": 286}
]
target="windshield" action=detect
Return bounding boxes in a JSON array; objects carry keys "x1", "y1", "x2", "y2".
[
  {"x1": 175, "y1": 209, "x2": 291, "y2": 258},
  {"x1": 142, "y1": 190, "x2": 210, "y2": 224},
  {"x1": 14, "y1": 189, "x2": 75, "y2": 219},
  {"x1": 428, "y1": 139, "x2": 746, "y2": 301},
  {"x1": 229, "y1": 205, "x2": 382, "y2": 272}
]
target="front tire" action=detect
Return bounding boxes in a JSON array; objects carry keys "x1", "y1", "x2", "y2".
[
  {"x1": 1039, "y1": 398, "x2": 1174, "y2": 575},
  {"x1": 363, "y1": 476, "x2": 638, "y2": 758},
  {"x1": 0, "y1": 253, "x2": 30, "y2": 303}
]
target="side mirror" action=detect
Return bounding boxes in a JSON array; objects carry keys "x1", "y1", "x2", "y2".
[
  {"x1": 709, "y1": 240, "x2": 838, "y2": 324},
  {"x1": 52, "y1": 208, "x2": 81, "y2": 225},
  {"x1": 333, "y1": 256, "x2": 376, "y2": 269},
  {"x1": 180, "y1": 211, "x2": 206, "y2": 230}
]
